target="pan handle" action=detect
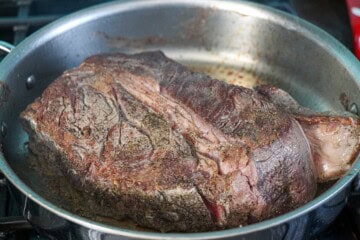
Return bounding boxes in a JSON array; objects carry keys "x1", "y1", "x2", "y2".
[{"x1": 0, "y1": 41, "x2": 15, "y2": 55}]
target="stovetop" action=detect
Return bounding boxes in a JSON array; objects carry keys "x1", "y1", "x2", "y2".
[{"x1": 0, "y1": 0, "x2": 358, "y2": 239}]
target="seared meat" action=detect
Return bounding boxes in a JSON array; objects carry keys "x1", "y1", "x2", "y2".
[
  {"x1": 256, "y1": 85, "x2": 360, "y2": 181},
  {"x1": 20, "y1": 51, "x2": 360, "y2": 232}
]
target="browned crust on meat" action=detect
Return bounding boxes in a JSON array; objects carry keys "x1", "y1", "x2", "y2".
[
  {"x1": 256, "y1": 84, "x2": 360, "y2": 182},
  {"x1": 20, "y1": 51, "x2": 319, "y2": 232},
  {"x1": 295, "y1": 115, "x2": 359, "y2": 125}
]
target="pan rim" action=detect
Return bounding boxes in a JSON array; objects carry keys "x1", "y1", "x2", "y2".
[{"x1": 0, "y1": 0, "x2": 359, "y2": 239}]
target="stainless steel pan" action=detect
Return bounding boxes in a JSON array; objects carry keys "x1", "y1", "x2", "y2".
[{"x1": 0, "y1": 1, "x2": 359, "y2": 239}]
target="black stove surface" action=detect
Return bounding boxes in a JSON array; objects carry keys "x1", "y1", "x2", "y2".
[{"x1": 0, "y1": 0, "x2": 358, "y2": 239}]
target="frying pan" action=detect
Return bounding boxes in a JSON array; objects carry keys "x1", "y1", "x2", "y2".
[{"x1": 0, "y1": 0, "x2": 359, "y2": 239}]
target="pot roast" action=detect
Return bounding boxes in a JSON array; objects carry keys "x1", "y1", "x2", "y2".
[{"x1": 20, "y1": 51, "x2": 360, "y2": 232}]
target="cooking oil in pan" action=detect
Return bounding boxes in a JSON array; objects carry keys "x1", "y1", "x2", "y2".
[{"x1": 188, "y1": 64, "x2": 265, "y2": 88}]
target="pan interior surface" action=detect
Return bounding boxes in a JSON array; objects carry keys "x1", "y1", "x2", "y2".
[{"x1": 0, "y1": 0, "x2": 359, "y2": 238}]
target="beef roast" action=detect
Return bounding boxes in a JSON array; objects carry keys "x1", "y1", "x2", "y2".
[
  {"x1": 20, "y1": 51, "x2": 360, "y2": 232},
  {"x1": 255, "y1": 85, "x2": 360, "y2": 181}
]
